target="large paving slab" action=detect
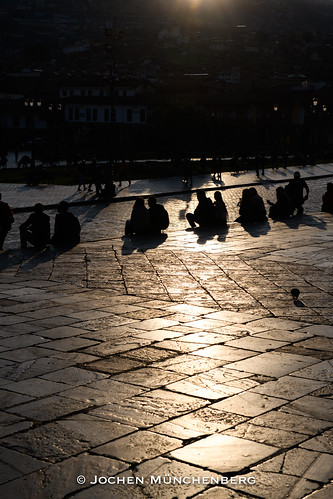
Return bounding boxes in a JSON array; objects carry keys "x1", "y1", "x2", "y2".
[{"x1": 0, "y1": 192, "x2": 332, "y2": 497}]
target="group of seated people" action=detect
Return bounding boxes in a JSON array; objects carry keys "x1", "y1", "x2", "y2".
[
  {"x1": 20, "y1": 201, "x2": 81, "y2": 249},
  {"x1": 125, "y1": 196, "x2": 169, "y2": 236},
  {"x1": 125, "y1": 177, "x2": 333, "y2": 236},
  {"x1": 186, "y1": 190, "x2": 228, "y2": 228}
]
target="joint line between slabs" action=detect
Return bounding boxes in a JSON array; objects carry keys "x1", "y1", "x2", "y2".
[
  {"x1": 140, "y1": 250, "x2": 173, "y2": 302},
  {"x1": 170, "y1": 250, "x2": 221, "y2": 309},
  {"x1": 111, "y1": 244, "x2": 129, "y2": 295},
  {"x1": 205, "y1": 253, "x2": 272, "y2": 315}
]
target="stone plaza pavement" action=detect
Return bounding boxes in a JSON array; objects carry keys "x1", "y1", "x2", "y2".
[
  {"x1": 0, "y1": 172, "x2": 333, "y2": 498},
  {"x1": 1, "y1": 162, "x2": 333, "y2": 210}
]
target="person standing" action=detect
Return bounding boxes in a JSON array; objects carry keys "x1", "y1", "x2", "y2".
[
  {"x1": 285, "y1": 171, "x2": 309, "y2": 216},
  {"x1": 0, "y1": 193, "x2": 14, "y2": 250},
  {"x1": 20, "y1": 203, "x2": 50, "y2": 249},
  {"x1": 117, "y1": 160, "x2": 131, "y2": 188},
  {"x1": 77, "y1": 159, "x2": 86, "y2": 191},
  {"x1": 87, "y1": 158, "x2": 97, "y2": 192}
]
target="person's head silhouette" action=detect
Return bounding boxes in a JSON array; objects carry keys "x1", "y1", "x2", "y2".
[
  {"x1": 34, "y1": 203, "x2": 44, "y2": 213},
  {"x1": 58, "y1": 201, "x2": 69, "y2": 214},
  {"x1": 148, "y1": 196, "x2": 157, "y2": 208}
]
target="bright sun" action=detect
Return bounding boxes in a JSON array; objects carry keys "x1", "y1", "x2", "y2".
[
  {"x1": 181, "y1": 0, "x2": 205, "y2": 9},
  {"x1": 181, "y1": 0, "x2": 224, "y2": 11}
]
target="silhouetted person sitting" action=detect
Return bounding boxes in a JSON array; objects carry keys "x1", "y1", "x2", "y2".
[
  {"x1": 214, "y1": 191, "x2": 228, "y2": 226},
  {"x1": 285, "y1": 171, "x2": 309, "y2": 216},
  {"x1": 20, "y1": 203, "x2": 50, "y2": 249},
  {"x1": 51, "y1": 201, "x2": 81, "y2": 247},
  {"x1": 0, "y1": 193, "x2": 14, "y2": 250},
  {"x1": 249, "y1": 187, "x2": 267, "y2": 221},
  {"x1": 186, "y1": 190, "x2": 216, "y2": 228},
  {"x1": 268, "y1": 187, "x2": 293, "y2": 220},
  {"x1": 237, "y1": 189, "x2": 251, "y2": 223},
  {"x1": 321, "y1": 182, "x2": 333, "y2": 214},
  {"x1": 125, "y1": 197, "x2": 151, "y2": 236},
  {"x1": 236, "y1": 187, "x2": 266, "y2": 223},
  {"x1": 148, "y1": 196, "x2": 169, "y2": 234}
]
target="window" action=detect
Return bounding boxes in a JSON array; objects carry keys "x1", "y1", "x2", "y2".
[
  {"x1": 13, "y1": 115, "x2": 20, "y2": 127},
  {"x1": 62, "y1": 90, "x2": 67, "y2": 97},
  {"x1": 25, "y1": 116, "x2": 33, "y2": 128},
  {"x1": 140, "y1": 109, "x2": 146, "y2": 123},
  {"x1": 127, "y1": 109, "x2": 132, "y2": 122},
  {"x1": 86, "y1": 108, "x2": 91, "y2": 121},
  {"x1": 104, "y1": 108, "x2": 110, "y2": 122},
  {"x1": 74, "y1": 108, "x2": 80, "y2": 121},
  {"x1": 68, "y1": 108, "x2": 74, "y2": 121},
  {"x1": 92, "y1": 109, "x2": 97, "y2": 121}
]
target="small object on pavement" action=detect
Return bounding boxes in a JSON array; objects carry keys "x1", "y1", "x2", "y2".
[{"x1": 290, "y1": 288, "x2": 300, "y2": 300}]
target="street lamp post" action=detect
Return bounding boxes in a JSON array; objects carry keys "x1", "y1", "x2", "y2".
[
  {"x1": 311, "y1": 97, "x2": 328, "y2": 164},
  {"x1": 24, "y1": 98, "x2": 42, "y2": 164}
]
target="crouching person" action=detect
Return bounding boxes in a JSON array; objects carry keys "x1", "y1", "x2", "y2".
[{"x1": 20, "y1": 203, "x2": 50, "y2": 249}]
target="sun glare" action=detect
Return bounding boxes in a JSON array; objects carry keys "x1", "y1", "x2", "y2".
[
  {"x1": 181, "y1": 0, "x2": 228, "y2": 12},
  {"x1": 182, "y1": 0, "x2": 206, "y2": 10}
]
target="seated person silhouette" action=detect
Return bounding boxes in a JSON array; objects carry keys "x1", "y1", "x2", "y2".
[
  {"x1": 186, "y1": 190, "x2": 216, "y2": 228},
  {"x1": 236, "y1": 187, "x2": 267, "y2": 223},
  {"x1": 125, "y1": 197, "x2": 151, "y2": 236},
  {"x1": 268, "y1": 186, "x2": 293, "y2": 220},
  {"x1": 321, "y1": 182, "x2": 333, "y2": 214},
  {"x1": 0, "y1": 193, "x2": 14, "y2": 251},
  {"x1": 20, "y1": 203, "x2": 50, "y2": 249},
  {"x1": 148, "y1": 196, "x2": 169, "y2": 234},
  {"x1": 51, "y1": 201, "x2": 81, "y2": 247},
  {"x1": 214, "y1": 191, "x2": 228, "y2": 226}
]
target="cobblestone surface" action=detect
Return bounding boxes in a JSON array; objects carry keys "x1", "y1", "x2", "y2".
[{"x1": 0, "y1": 170, "x2": 332, "y2": 498}]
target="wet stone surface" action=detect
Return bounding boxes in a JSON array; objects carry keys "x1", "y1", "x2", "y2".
[{"x1": 0, "y1": 191, "x2": 332, "y2": 497}]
